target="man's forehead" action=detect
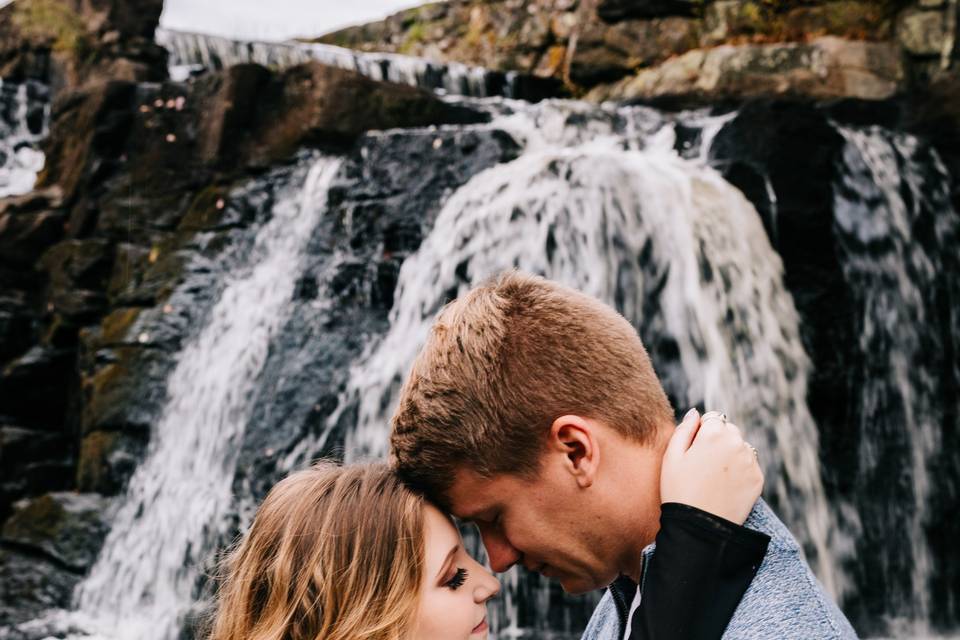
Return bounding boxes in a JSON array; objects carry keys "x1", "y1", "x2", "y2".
[{"x1": 445, "y1": 467, "x2": 503, "y2": 518}]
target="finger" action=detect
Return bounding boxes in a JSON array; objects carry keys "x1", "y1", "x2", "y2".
[
  {"x1": 701, "y1": 410, "x2": 725, "y2": 423},
  {"x1": 667, "y1": 408, "x2": 701, "y2": 455},
  {"x1": 724, "y1": 420, "x2": 743, "y2": 440},
  {"x1": 699, "y1": 411, "x2": 727, "y2": 436}
]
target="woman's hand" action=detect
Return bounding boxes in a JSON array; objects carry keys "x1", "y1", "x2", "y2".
[{"x1": 660, "y1": 408, "x2": 764, "y2": 525}]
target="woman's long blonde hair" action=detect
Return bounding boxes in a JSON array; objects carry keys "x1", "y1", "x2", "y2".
[{"x1": 208, "y1": 462, "x2": 425, "y2": 640}]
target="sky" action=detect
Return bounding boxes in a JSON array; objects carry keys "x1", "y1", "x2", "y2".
[{"x1": 159, "y1": 0, "x2": 429, "y2": 42}]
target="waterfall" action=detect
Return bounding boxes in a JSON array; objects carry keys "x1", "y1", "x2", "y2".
[
  {"x1": 311, "y1": 99, "x2": 850, "y2": 629},
  {"x1": 833, "y1": 125, "x2": 959, "y2": 636},
  {"x1": 40, "y1": 156, "x2": 343, "y2": 640},
  {"x1": 0, "y1": 78, "x2": 49, "y2": 198},
  {"x1": 6, "y1": 65, "x2": 955, "y2": 635},
  {"x1": 156, "y1": 27, "x2": 503, "y2": 97}
]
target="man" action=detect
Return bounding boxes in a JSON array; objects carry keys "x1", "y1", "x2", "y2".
[{"x1": 390, "y1": 271, "x2": 857, "y2": 639}]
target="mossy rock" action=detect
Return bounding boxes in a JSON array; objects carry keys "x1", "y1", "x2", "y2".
[
  {"x1": 177, "y1": 185, "x2": 236, "y2": 231},
  {"x1": 1, "y1": 492, "x2": 109, "y2": 571},
  {"x1": 81, "y1": 345, "x2": 168, "y2": 434},
  {"x1": 39, "y1": 238, "x2": 113, "y2": 291},
  {"x1": 97, "y1": 306, "x2": 143, "y2": 345},
  {"x1": 10, "y1": 0, "x2": 89, "y2": 56},
  {"x1": 77, "y1": 429, "x2": 148, "y2": 495},
  {"x1": 399, "y1": 21, "x2": 429, "y2": 54}
]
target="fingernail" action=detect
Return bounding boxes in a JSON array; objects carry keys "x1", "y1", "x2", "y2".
[{"x1": 683, "y1": 408, "x2": 699, "y2": 422}]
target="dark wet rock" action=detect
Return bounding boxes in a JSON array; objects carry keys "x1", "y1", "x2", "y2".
[
  {"x1": 0, "y1": 548, "x2": 79, "y2": 629},
  {"x1": 79, "y1": 345, "x2": 168, "y2": 434},
  {"x1": 39, "y1": 239, "x2": 113, "y2": 291},
  {"x1": 0, "y1": 209, "x2": 66, "y2": 266},
  {"x1": 710, "y1": 101, "x2": 845, "y2": 246},
  {"x1": 0, "y1": 426, "x2": 71, "y2": 523},
  {"x1": 193, "y1": 62, "x2": 487, "y2": 168},
  {"x1": 76, "y1": 429, "x2": 148, "y2": 495},
  {"x1": 0, "y1": 492, "x2": 107, "y2": 627},
  {"x1": 234, "y1": 126, "x2": 521, "y2": 502},
  {"x1": 0, "y1": 294, "x2": 34, "y2": 363},
  {"x1": 0, "y1": 188, "x2": 66, "y2": 268},
  {"x1": 0, "y1": 346, "x2": 74, "y2": 428},
  {"x1": 597, "y1": 0, "x2": 699, "y2": 22},
  {"x1": 1, "y1": 492, "x2": 109, "y2": 571},
  {"x1": 38, "y1": 80, "x2": 138, "y2": 206}
]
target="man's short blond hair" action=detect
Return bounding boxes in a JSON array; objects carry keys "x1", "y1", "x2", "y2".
[{"x1": 390, "y1": 271, "x2": 674, "y2": 504}]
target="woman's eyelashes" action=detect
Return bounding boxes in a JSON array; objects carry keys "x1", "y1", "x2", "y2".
[{"x1": 445, "y1": 567, "x2": 468, "y2": 590}]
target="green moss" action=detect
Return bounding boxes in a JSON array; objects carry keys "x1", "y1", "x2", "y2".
[
  {"x1": 77, "y1": 431, "x2": 119, "y2": 492},
  {"x1": 400, "y1": 21, "x2": 428, "y2": 54},
  {"x1": 722, "y1": 0, "x2": 899, "y2": 42},
  {"x1": 99, "y1": 307, "x2": 142, "y2": 344},
  {"x1": 178, "y1": 185, "x2": 229, "y2": 231},
  {"x1": 81, "y1": 347, "x2": 138, "y2": 433},
  {"x1": 11, "y1": 0, "x2": 91, "y2": 57},
  {"x1": 2, "y1": 495, "x2": 63, "y2": 540}
]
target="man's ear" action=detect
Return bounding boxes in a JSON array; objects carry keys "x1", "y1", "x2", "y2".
[{"x1": 547, "y1": 415, "x2": 598, "y2": 489}]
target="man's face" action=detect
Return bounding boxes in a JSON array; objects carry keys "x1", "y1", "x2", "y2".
[{"x1": 446, "y1": 461, "x2": 620, "y2": 595}]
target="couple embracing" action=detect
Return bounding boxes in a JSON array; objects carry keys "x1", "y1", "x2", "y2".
[{"x1": 208, "y1": 272, "x2": 858, "y2": 639}]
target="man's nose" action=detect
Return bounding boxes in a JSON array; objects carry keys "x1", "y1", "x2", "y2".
[{"x1": 478, "y1": 524, "x2": 521, "y2": 573}]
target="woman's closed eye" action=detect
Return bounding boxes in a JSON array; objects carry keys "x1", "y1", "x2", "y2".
[{"x1": 445, "y1": 567, "x2": 468, "y2": 590}]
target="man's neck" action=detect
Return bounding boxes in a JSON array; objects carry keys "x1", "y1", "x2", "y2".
[{"x1": 611, "y1": 432, "x2": 669, "y2": 582}]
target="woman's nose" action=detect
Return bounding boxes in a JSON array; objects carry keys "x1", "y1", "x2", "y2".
[{"x1": 473, "y1": 566, "x2": 501, "y2": 603}]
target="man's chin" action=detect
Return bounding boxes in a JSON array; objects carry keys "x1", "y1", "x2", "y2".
[{"x1": 557, "y1": 574, "x2": 602, "y2": 595}]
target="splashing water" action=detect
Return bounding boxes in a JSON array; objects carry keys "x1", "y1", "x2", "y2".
[
  {"x1": 320, "y1": 100, "x2": 849, "y2": 608},
  {"x1": 41, "y1": 157, "x2": 344, "y2": 640},
  {"x1": 833, "y1": 125, "x2": 958, "y2": 636},
  {"x1": 0, "y1": 79, "x2": 49, "y2": 198}
]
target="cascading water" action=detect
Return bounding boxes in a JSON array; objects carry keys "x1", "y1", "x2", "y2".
[
  {"x1": 0, "y1": 78, "x2": 49, "y2": 198},
  {"x1": 157, "y1": 27, "x2": 506, "y2": 97},
  {"x1": 8, "y1": 29, "x2": 957, "y2": 637},
  {"x1": 324, "y1": 99, "x2": 850, "y2": 624},
  {"x1": 832, "y1": 125, "x2": 960, "y2": 637},
  {"x1": 30, "y1": 155, "x2": 343, "y2": 640}
]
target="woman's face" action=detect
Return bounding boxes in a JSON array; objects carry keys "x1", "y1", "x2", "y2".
[{"x1": 411, "y1": 503, "x2": 501, "y2": 639}]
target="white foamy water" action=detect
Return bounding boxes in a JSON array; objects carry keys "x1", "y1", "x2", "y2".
[
  {"x1": 0, "y1": 79, "x2": 48, "y2": 198},
  {"x1": 324, "y1": 99, "x2": 849, "y2": 600},
  {"x1": 23, "y1": 156, "x2": 343, "y2": 640},
  {"x1": 157, "y1": 27, "x2": 497, "y2": 96},
  {"x1": 833, "y1": 125, "x2": 955, "y2": 636}
]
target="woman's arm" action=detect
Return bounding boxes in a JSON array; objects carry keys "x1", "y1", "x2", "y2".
[{"x1": 628, "y1": 409, "x2": 770, "y2": 640}]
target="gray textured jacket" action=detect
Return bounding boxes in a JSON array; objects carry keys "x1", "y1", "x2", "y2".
[{"x1": 581, "y1": 500, "x2": 859, "y2": 639}]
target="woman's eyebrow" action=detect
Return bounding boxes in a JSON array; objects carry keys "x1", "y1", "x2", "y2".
[{"x1": 436, "y1": 544, "x2": 460, "y2": 581}]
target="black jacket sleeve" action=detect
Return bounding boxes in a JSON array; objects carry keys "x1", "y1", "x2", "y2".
[{"x1": 628, "y1": 502, "x2": 771, "y2": 640}]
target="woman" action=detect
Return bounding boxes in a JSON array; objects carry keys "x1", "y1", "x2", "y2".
[{"x1": 208, "y1": 410, "x2": 766, "y2": 640}]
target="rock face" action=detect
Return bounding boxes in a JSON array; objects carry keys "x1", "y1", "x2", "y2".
[
  {"x1": 316, "y1": 0, "x2": 956, "y2": 104},
  {"x1": 588, "y1": 36, "x2": 906, "y2": 103},
  {"x1": 0, "y1": 493, "x2": 108, "y2": 627},
  {"x1": 0, "y1": 0, "x2": 167, "y2": 92},
  {"x1": 0, "y1": 60, "x2": 483, "y2": 508},
  {"x1": 597, "y1": 0, "x2": 699, "y2": 22}
]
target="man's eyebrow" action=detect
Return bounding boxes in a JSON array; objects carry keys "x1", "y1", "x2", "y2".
[{"x1": 436, "y1": 544, "x2": 460, "y2": 581}]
